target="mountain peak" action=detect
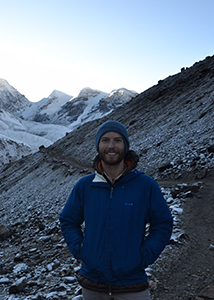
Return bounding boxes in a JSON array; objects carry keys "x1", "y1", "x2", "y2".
[
  {"x1": 48, "y1": 90, "x2": 72, "y2": 99},
  {"x1": 109, "y1": 88, "x2": 138, "y2": 99},
  {"x1": 0, "y1": 79, "x2": 30, "y2": 114},
  {"x1": 78, "y1": 87, "x2": 102, "y2": 98},
  {"x1": 0, "y1": 78, "x2": 16, "y2": 93}
]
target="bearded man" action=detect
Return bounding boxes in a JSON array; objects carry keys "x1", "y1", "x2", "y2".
[{"x1": 60, "y1": 120, "x2": 173, "y2": 300}]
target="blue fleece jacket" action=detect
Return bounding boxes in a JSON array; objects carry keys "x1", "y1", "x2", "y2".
[{"x1": 59, "y1": 167, "x2": 173, "y2": 286}]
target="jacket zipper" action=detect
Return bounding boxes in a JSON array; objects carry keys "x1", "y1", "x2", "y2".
[
  {"x1": 110, "y1": 186, "x2": 113, "y2": 199},
  {"x1": 107, "y1": 185, "x2": 114, "y2": 284}
]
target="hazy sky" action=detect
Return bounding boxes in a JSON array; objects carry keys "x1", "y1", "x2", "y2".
[{"x1": 1, "y1": 0, "x2": 214, "y2": 102}]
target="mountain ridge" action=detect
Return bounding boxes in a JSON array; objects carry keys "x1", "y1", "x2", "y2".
[{"x1": 0, "y1": 82, "x2": 137, "y2": 164}]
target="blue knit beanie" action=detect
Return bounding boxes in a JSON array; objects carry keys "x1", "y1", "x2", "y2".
[{"x1": 95, "y1": 120, "x2": 129, "y2": 154}]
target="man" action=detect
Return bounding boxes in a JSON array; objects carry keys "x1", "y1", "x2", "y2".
[{"x1": 60, "y1": 120, "x2": 173, "y2": 300}]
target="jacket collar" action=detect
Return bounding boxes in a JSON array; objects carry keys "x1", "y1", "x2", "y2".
[{"x1": 92, "y1": 150, "x2": 139, "y2": 185}]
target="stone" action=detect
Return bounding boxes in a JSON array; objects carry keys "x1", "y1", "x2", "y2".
[
  {"x1": 9, "y1": 276, "x2": 27, "y2": 294},
  {"x1": 38, "y1": 235, "x2": 51, "y2": 242},
  {"x1": 72, "y1": 296, "x2": 83, "y2": 300},
  {"x1": 158, "y1": 162, "x2": 172, "y2": 172},
  {"x1": 13, "y1": 263, "x2": 29, "y2": 275},
  {"x1": 64, "y1": 276, "x2": 77, "y2": 283},
  {"x1": 0, "y1": 277, "x2": 10, "y2": 284},
  {"x1": 197, "y1": 286, "x2": 214, "y2": 299},
  {"x1": 14, "y1": 252, "x2": 24, "y2": 262},
  {"x1": 0, "y1": 224, "x2": 12, "y2": 241},
  {"x1": 208, "y1": 144, "x2": 214, "y2": 153},
  {"x1": 209, "y1": 244, "x2": 214, "y2": 251},
  {"x1": 45, "y1": 292, "x2": 60, "y2": 300}
]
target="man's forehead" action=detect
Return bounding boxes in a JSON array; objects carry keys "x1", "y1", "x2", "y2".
[{"x1": 101, "y1": 131, "x2": 123, "y2": 138}]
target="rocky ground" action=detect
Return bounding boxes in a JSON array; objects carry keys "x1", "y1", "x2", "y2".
[
  {"x1": 151, "y1": 170, "x2": 214, "y2": 300},
  {"x1": 1, "y1": 168, "x2": 214, "y2": 300}
]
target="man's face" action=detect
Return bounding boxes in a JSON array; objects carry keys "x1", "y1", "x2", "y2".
[{"x1": 98, "y1": 131, "x2": 126, "y2": 166}]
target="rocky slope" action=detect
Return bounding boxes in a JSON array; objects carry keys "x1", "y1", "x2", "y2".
[
  {"x1": 47, "y1": 55, "x2": 214, "y2": 180},
  {"x1": 0, "y1": 55, "x2": 214, "y2": 300}
]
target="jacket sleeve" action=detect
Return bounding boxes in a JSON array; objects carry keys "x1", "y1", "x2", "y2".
[
  {"x1": 141, "y1": 179, "x2": 173, "y2": 268},
  {"x1": 59, "y1": 181, "x2": 84, "y2": 260}
]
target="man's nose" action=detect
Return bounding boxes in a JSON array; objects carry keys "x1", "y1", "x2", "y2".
[{"x1": 108, "y1": 140, "x2": 115, "y2": 148}]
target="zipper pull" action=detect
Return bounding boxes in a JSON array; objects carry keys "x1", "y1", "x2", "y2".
[
  {"x1": 108, "y1": 285, "x2": 113, "y2": 297},
  {"x1": 110, "y1": 187, "x2": 113, "y2": 199}
]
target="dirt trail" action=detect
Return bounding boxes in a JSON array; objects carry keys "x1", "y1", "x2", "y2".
[{"x1": 151, "y1": 173, "x2": 214, "y2": 300}]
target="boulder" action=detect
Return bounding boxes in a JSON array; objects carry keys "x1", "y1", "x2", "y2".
[
  {"x1": 9, "y1": 276, "x2": 27, "y2": 294},
  {"x1": 0, "y1": 224, "x2": 12, "y2": 241},
  {"x1": 196, "y1": 286, "x2": 214, "y2": 299}
]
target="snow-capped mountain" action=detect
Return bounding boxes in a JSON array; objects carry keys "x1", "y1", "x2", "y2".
[
  {"x1": 0, "y1": 80, "x2": 138, "y2": 164},
  {"x1": 20, "y1": 87, "x2": 137, "y2": 128},
  {"x1": 0, "y1": 109, "x2": 70, "y2": 163},
  {"x1": 19, "y1": 90, "x2": 73, "y2": 123},
  {"x1": 0, "y1": 79, "x2": 30, "y2": 114}
]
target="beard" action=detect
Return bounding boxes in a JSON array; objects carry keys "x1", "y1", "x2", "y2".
[{"x1": 99, "y1": 149, "x2": 126, "y2": 166}]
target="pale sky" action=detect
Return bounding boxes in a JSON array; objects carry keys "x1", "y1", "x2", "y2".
[{"x1": 1, "y1": 0, "x2": 214, "y2": 102}]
